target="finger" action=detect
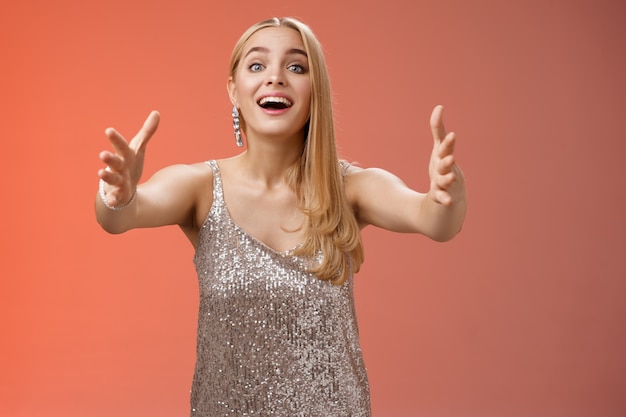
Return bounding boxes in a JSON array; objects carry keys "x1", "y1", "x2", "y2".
[
  {"x1": 437, "y1": 155, "x2": 456, "y2": 176},
  {"x1": 430, "y1": 105, "x2": 446, "y2": 144},
  {"x1": 438, "y1": 131, "x2": 456, "y2": 159},
  {"x1": 104, "y1": 127, "x2": 134, "y2": 161},
  {"x1": 97, "y1": 167, "x2": 124, "y2": 186},
  {"x1": 99, "y1": 149, "x2": 127, "y2": 172},
  {"x1": 434, "y1": 171, "x2": 457, "y2": 189},
  {"x1": 432, "y1": 189, "x2": 452, "y2": 206},
  {"x1": 129, "y1": 110, "x2": 160, "y2": 152}
]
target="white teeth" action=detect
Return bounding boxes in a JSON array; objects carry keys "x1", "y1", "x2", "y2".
[{"x1": 258, "y1": 96, "x2": 292, "y2": 107}]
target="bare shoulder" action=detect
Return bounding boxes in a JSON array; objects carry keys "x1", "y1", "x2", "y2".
[
  {"x1": 342, "y1": 162, "x2": 422, "y2": 230},
  {"x1": 147, "y1": 161, "x2": 215, "y2": 241},
  {"x1": 181, "y1": 161, "x2": 214, "y2": 201},
  {"x1": 187, "y1": 161, "x2": 215, "y2": 231},
  {"x1": 159, "y1": 160, "x2": 212, "y2": 176},
  {"x1": 186, "y1": 160, "x2": 214, "y2": 182},
  {"x1": 342, "y1": 162, "x2": 401, "y2": 179},
  {"x1": 147, "y1": 161, "x2": 213, "y2": 192},
  {"x1": 143, "y1": 161, "x2": 215, "y2": 213},
  {"x1": 343, "y1": 163, "x2": 407, "y2": 201}
]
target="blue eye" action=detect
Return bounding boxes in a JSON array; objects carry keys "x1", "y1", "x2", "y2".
[
  {"x1": 249, "y1": 63, "x2": 264, "y2": 72},
  {"x1": 288, "y1": 64, "x2": 306, "y2": 74}
]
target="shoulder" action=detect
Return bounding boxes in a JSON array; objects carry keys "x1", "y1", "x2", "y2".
[
  {"x1": 343, "y1": 163, "x2": 406, "y2": 197},
  {"x1": 154, "y1": 161, "x2": 215, "y2": 236},
  {"x1": 184, "y1": 161, "x2": 215, "y2": 199},
  {"x1": 150, "y1": 161, "x2": 213, "y2": 184},
  {"x1": 144, "y1": 161, "x2": 215, "y2": 211},
  {"x1": 342, "y1": 162, "x2": 419, "y2": 228}
]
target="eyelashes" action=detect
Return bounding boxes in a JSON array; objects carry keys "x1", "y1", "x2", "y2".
[
  {"x1": 287, "y1": 64, "x2": 306, "y2": 74},
  {"x1": 247, "y1": 62, "x2": 308, "y2": 74},
  {"x1": 249, "y1": 63, "x2": 264, "y2": 72}
]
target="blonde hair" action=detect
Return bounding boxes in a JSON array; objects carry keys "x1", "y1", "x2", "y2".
[{"x1": 228, "y1": 17, "x2": 364, "y2": 285}]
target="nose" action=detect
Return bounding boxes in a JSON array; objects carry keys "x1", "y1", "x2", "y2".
[{"x1": 266, "y1": 67, "x2": 286, "y2": 86}]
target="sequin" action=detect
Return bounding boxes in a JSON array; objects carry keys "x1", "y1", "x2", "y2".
[{"x1": 190, "y1": 160, "x2": 371, "y2": 416}]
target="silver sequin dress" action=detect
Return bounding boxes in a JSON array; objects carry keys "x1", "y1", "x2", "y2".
[{"x1": 191, "y1": 160, "x2": 371, "y2": 416}]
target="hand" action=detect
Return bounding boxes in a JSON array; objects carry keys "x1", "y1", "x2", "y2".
[
  {"x1": 98, "y1": 111, "x2": 160, "y2": 207},
  {"x1": 428, "y1": 105, "x2": 463, "y2": 206}
]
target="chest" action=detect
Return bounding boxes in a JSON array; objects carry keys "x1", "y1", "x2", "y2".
[{"x1": 222, "y1": 182, "x2": 306, "y2": 254}]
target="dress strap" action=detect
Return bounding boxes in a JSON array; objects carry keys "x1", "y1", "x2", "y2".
[
  {"x1": 339, "y1": 160, "x2": 351, "y2": 178},
  {"x1": 205, "y1": 160, "x2": 224, "y2": 204}
]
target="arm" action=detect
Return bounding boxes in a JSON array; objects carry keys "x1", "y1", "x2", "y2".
[
  {"x1": 346, "y1": 105, "x2": 466, "y2": 242},
  {"x1": 95, "y1": 111, "x2": 207, "y2": 234}
]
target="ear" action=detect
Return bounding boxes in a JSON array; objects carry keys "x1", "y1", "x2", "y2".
[{"x1": 227, "y1": 76, "x2": 237, "y2": 106}]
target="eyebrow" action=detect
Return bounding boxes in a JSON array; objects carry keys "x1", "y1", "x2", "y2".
[{"x1": 244, "y1": 46, "x2": 308, "y2": 59}]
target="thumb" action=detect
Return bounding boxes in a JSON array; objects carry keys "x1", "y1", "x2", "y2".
[{"x1": 130, "y1": 110, "x2": 160, "y2": 152}]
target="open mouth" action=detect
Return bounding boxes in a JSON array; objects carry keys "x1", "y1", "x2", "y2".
[{"x1": 258, "y1": 96, "x2": 293, "y2": 110}]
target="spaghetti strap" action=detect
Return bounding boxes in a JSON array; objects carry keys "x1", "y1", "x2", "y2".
[{"x1": 205, "y1": 160, "x2": 224, "y2": 205}]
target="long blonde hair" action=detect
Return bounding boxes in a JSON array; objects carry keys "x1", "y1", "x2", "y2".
[{"x1": 228, "y1": 17, "x2": 363, "y2": 285}]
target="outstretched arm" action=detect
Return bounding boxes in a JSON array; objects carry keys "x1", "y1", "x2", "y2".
[
  {"x1": 95, "y1": 111, "x2": 207, "y2": 234},
  {"x1": 346, "y1": 105, "x2": 466, "y2": 241}
]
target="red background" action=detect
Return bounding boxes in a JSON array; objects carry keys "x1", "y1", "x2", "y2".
[{"x1": 1, "y1": 0, "x2": 625, "y2": 416}]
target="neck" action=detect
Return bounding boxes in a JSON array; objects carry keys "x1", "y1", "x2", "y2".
[{"x1": 237, "y1": 133, "x2": 304, "y2": 189}]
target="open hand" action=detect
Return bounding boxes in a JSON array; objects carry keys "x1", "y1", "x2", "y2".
[{"x1": 98, "y1": 111, "x2": 160, "y2": 207}]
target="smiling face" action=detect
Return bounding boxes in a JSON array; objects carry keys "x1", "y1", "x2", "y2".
[{"x1": 228, "y1": 26, "x2": 312, "y2": 143}]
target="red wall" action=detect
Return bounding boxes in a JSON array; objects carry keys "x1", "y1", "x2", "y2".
[{"x1": 2, "y1": 1, "x2": 625, "y2": 416}]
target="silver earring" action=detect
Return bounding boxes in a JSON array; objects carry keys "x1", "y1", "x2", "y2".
[{"x1": 232, "y1": 106, "x2": 243, "y2": 147}]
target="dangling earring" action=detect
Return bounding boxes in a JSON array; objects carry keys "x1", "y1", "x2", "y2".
[{"x1": 232, "y1": 105, "x2": 243, "y2": 147}]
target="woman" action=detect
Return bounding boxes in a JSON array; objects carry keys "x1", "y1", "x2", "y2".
[{"x1": 96, "y1": 17, "x2": 466, "y2": 417}]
